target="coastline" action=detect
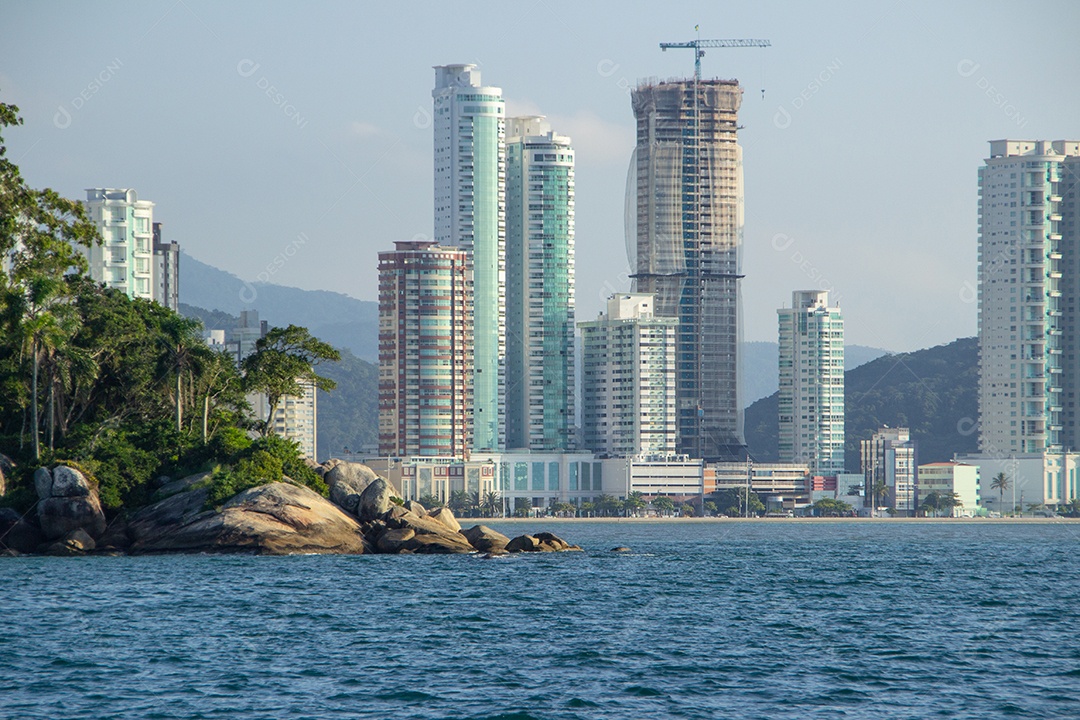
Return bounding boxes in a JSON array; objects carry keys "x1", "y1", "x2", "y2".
[{"x1": 476, "y1": 516, "x2": 1079, "y2": 524}]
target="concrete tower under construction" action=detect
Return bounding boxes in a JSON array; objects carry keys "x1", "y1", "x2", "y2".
[{"x1": 627, "y1": 78, "x2": 745, "y2": 460}]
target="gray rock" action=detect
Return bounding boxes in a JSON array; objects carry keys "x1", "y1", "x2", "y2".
[
  {"x1": 50, "y1": 466, "x2": 94, "y2": 498},
  {"x1": 97, "y1": 519, "x2": 130, "y2": 552},
  {"x1": 326, "y1": 462, "x2": 380, "y2": 515},
  {"x1": 403, "y1": 500, "x2": 427, "y2": 516},
  {"x1": 37, "y1": 494, "x2": 107, "y2": 540},
  {"x1": 155, "y1": 472, "x2": 212, "y2": 499},
  {"x1": 62, "y1": 528, "x2": 96, "y2": 552},
  {"x1": 358, "y1": 477, "x2": 395, "y2": 522},
  {"x1": 0, "y1": 508, "x2": 43, "y2": 554},
  {"x1": 428, "y1": 507, "x2": 461, "y2": 532},
  {"x1": 375, "y1": 509, "x2": 474, "y2": 554},
  {"x1": 460, "y1": 524, "x2": 510, "y2": 553},
  {"x1": 534, "y1": 531, "x2": 570, "y2": 551},
  {"x1": 34, "y1": 467, "x2": 53, "y2": 499},
  {"x1": 129, "y1": 482, "x2": 370, "y2": 555},
  {"x1": 377, "y1": 527, "x2": 416, "y2": 553},
  {"x1": 506, "y1": 534, "x2": 543, "y2": 553}
]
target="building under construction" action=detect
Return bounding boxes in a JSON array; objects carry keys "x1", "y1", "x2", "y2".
[{"x1": 627, "y1": 78, "x2": 745, "y2": 461}]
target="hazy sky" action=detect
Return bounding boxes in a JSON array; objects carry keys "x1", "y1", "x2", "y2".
[{"x1": 3, "y1": 0, "x2": 1078, "y2": 350}]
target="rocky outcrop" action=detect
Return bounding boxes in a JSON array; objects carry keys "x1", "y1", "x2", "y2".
[
  {"x1": 358, "y1": 477, "x2": 395, "y2": 521},
  {"x1": 370, "y1": 506, "x2": 474, "y2": 554},
  {"x1": 460, "y1": 524, "x2": 510, "y2": 553},
  {"x1": 506, "y1": 532, "x2": 580, "y2": 553},
  {"x1": 0, "y1": 507, "x2": 43, "y2": 554},
  {"x1": 46, "y1": 529, "x2": 96, "y2": 556},
  {"x1": 325, "y1": 462, "x2": 380, "y2": 515},
  {"x1": 403, "y1": 500, "x2": 427, "y2": 516},
  {"x1": 428, "y1": 507, "x2": 461, "y2": 532},
  {"x1": 35, "y1": 465, "x2": 107, "y2": 540},
  {"x1": 129, "y1": 481, "x2": 370, "y2": 555}
]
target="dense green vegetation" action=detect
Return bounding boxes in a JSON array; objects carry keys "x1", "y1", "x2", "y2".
[
  {"x1": 745, "y1": 337, "x2": 979, "y2": 468},
  {"x1": 0, "y1": 100, "x2": 336, "y2": 516},
  {"x1": 179, "y1": 304, "x2": 377, "y2": 462}
]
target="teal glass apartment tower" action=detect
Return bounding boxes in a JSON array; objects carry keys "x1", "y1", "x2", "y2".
[
  {"x1": 504, "y1": 116, "x2": 576, "y2": 451},
  {"x1": 627, "y1": 79, "x2": 746, "y2": 461},
  {"x1": 433, "y1": 64, "x2": 505, "y2": 452},
  {"x1": 777, "y1": 290, "x2": 845, "y2": 475}
]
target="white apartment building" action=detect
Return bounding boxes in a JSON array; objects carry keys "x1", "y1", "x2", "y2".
[
  {"x1": 82, "y1": 188, "x2": 155, "y2": 301},
  {"x1": 917, "y1": 462, "x2": 980, "y2": 516},
  {"x1": 778, "y1": 290, "x2": 845, "y2": 475},
  {"x1": 978, "y1": 140, "x2": 1080, "y2": 456},
  {"x1": 433, "y1": 64, "x2": 506, "y2": 452},
  {"x1": 579, "y1": 294, "x2": 677, "y2": 457}
]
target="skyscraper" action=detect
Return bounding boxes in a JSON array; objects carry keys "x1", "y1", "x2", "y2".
[
  {"x1": 777, "y1": 290, "x2": 845, "y2": 475},
  {"x1": 378, "y1": 240, "x2": 472, "y2": 458},
  {"x1": 433, "y1": 64, "x2": 505, "y2": 452},
  {"x1": 627, "y1": 79, "x2": 745, "y2": 460},
  {"x1": 978, "y1": 140, "x2": 1080, "y2": 457},
  {"x1": 81, "y1": 188, "x2": 155, "y2": 302},
  {"x1": 580, "y1": 293, "x2": 677, "y2": 457},
  {"x1": 504, "y1": 115, "x2": 575, "y2": 451}
]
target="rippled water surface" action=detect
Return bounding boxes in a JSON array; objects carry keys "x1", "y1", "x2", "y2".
[{"x1": 3, "y1": 521, "x2": 1080, "y2": 719}]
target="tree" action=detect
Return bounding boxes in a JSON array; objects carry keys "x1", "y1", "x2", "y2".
[
  {"x1": 812, "y1": 498, "x2": 854, "y2": 517},
  {"x1": 158, "y1": 314, "x2": 206, "y2": 433},
  {"x1": 872, "y1": 480, "x2": 890, "y2": 514},
  {"x1": 990, "y1": 472, "x2": 1010, "y2": 514},
  {"x1": 623, "y1": 490, "x2": 646, "y2": 517},
  {"x1": 939, "y1": 492, "x2": 962, "y2": 517},
  {"x1": 448, "y1": 489, "x2": 471, "y2": 516},
  {"x1": 514, "y1": 496, "x2": 532, "y2": 518},
  {"x1": 704, "y1": 500, "x2": 718, "y2": 517},
  {"x1": 919, "y1": 490, "x2": 941, "y2": 518},
  {"x1": 711, "y1": 488, "x2": 765, "y2": 517},
  {"x1": 579, "y1": 501, "x2": 595, "y2": 517},
  {"x1": 553, "y1": 501, "x2": 576, "y2": 517},
  {"x1": 680, "y1": 503, "x2": 695, "y2": 517},
  {"x1": 418, "y1": 493, "x2": 444, "y2": 510},
  {"x1": 482, "y1": 490, "x2": 501, "y2": 518},
  {"x1": 0, "y1": 101, "x2": 98, "y2": 459},
  {"x1": 652, "y1": 495, "x2": 675, "y2": 516},
  {"x1": 241, "y1": 325, "x2": 340, "y2": 435}
]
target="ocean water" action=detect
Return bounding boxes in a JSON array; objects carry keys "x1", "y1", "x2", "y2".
[{"x1": 2, "y1": 521, "x2": 1079, "y2": 719}]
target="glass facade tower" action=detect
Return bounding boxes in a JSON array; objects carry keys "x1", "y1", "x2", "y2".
[
  {"x1": 433, "y1": 64, "x2": 505, "y2": 453},
  {"x1": 504, "y1": 116, "x2": 576, "y2": 451}
]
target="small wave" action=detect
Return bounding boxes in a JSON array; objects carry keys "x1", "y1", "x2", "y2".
[
  {"x1": 374, "y1": 689, "x2": 436, "y2": 702},
  {"x1": 624, "y1": 685, "x2": 664, "y2": 697}
]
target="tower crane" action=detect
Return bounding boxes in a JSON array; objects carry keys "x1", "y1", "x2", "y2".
[{"x1": 660, "y1": 37, "x2": 771, "y2": 82}]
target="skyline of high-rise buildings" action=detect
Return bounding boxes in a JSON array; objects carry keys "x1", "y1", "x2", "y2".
[
  {"x1": 504, "y1": 115, "x2": 576, "y2": 452},
  {"x1": 778, "y1": 290, "x2": 845, "y2": 476},
  {"x1": 628, "y1": 79, "x2": 746, "y2": 462}
]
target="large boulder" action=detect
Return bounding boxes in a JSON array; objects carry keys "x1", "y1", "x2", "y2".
[
  {"x1": 35, "y1": 465, "x2": 107, "y2": 540},
  {"x1": 460, "y1": 524, "x2": 510, "y2": 553},
  {"x1": 403, "y1": 500, "x2": 427, "y2": 516},
  {"x1": 326, "y1": 462, "x2": 380, "y2": 515},
  {"x1": 373, "y1": 509, "x2": 474, "y2": 554},
  {"x1": 506, "y1": 534, "x2": 543, "y2": 553},
  {"x1": 129, "y1": 482, "x2": 370, "y2": 555},
  {"x1": 428, "y1": 507, "x2": 461, "y2": 532},
  {"x1": 0, "y1": 507, "x2": 43, "y2": 554},
  {"x1": 358, "y1": 477, "x2": 396, "y2": 522}
]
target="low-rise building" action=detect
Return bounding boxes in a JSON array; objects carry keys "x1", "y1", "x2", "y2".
[{"x1": 917, "y1": 462, "x2": 980, "y2": 516}]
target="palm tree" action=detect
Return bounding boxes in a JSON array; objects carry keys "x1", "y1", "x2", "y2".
[
  {"x1": 482, "y1": 490, "x2": 501, "y2": 518},
  {"x1": 990, "y1": 472, "x2": 1009, "y2": 514},
  {"x1": 872, "y1": 480, "x2": 890, "y2": 515}
]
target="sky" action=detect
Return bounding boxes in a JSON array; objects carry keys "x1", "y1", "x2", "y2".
[{"x1": 2, "y1": 0, "x2": 1078, "y2": 351}]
